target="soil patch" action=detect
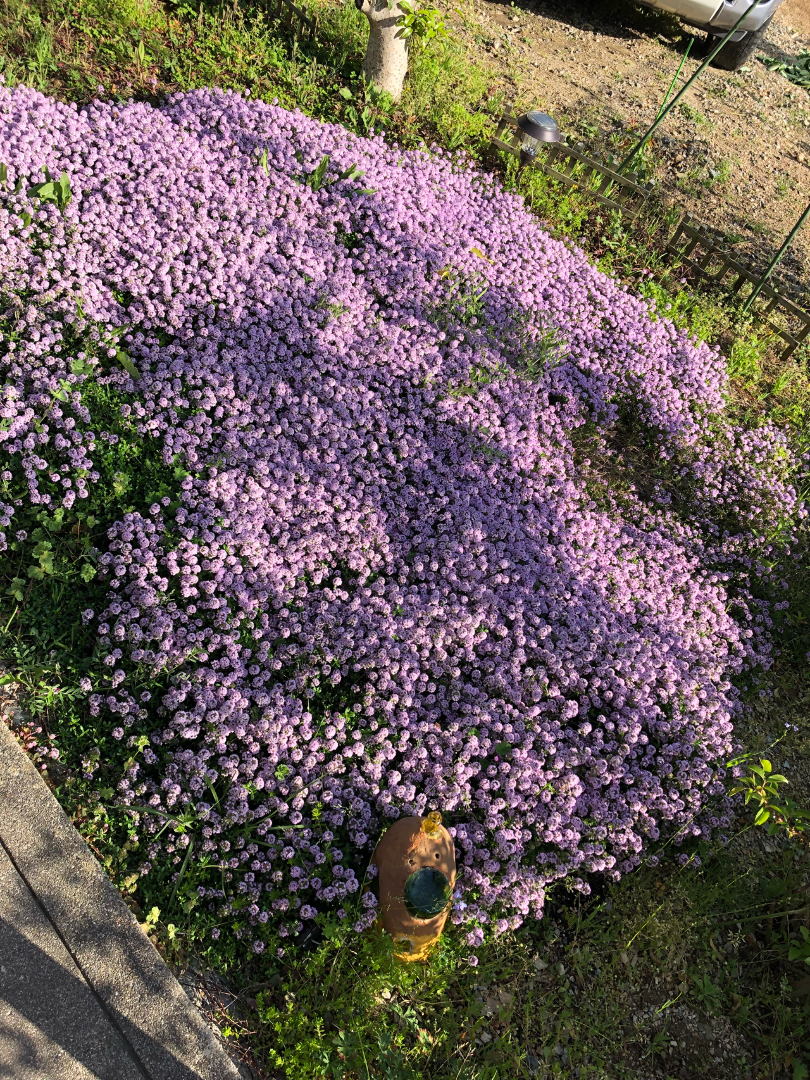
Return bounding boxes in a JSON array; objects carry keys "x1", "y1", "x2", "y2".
[{"x1": 781, "y1": 0, "x2": 810, "y2": 38}]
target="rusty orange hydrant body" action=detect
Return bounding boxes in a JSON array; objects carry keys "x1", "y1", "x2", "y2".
[{"x1": 372, "y1": 812, "x2": 456, "y2": 961}]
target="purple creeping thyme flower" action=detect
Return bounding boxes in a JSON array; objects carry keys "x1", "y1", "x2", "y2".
[{"x1": 0, "y1": 86, "x2": 802, "y2": 941}]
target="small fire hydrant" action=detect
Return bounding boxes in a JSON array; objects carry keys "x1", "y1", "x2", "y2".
[{"x1": 372, "y1": 812, "x2": 456, "y2": 961}]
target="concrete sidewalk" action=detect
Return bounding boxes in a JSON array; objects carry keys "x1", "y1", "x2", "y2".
[{"x1": 0, "y1": 717, "x2": 242, "y2": 1080}]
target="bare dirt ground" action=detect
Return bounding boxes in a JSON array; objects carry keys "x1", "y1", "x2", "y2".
[{"x1": 448, "y1": 0, "x2": 810, "y2": 301}]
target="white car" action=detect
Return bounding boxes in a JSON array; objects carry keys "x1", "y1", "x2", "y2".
[{"x1": 637, "y1": 0, "x2": 785, "y2": 69}]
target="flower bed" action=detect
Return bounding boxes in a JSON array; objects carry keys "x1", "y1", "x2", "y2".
[{"x1": 0, "y1": 85, "x2": 801, "y2": 950}]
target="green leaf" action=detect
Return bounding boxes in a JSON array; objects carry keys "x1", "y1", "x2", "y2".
[
  {"x1": 259, "y1": 148, "x2": 269, "y2": 177},
  {"x1": 0, "y1": 162, "x2": 6, "y2": 190},
  {"x1": 307, "y1": 154, "x2": 331, "y2": 192},
  {"x1": 339, "y1": 87, "x2": 353, "y2": 100},
  {"x1": 70, "y1": 357, "x2": 95, "y2": 377},
  {"x1": 19, "y1": 211, "x2": 31, "y2": 227},
  {"x1": 80, "y1": 564, "x2": 97, "y2": 582},
  {"x1": 754, "y1": 808, "x2": 770, "y2": 826},
  {"x1": 54, "y1": 378, "x2": 72, "y2": 402},
  {"x1": 57, "y1": 172, "x2": 71, "y2": 210},
  {"x1": 6, "y1": 578, "x2": 26, "y2": 602},
  {"x1": 27, "y1": 181, "x2": 55, "y2": 202},
  {"x1": 761, "y1": 759, "x2": 772, "y2": 772},
  {"x1": 112, "y1": 472, "x2": 131, "y2": 497},
  {"x1": 115, "y1": 349, "x2": 141, "y2": 380},
  {"x1": 337, "y1": 163, "x2": 366, "y2": 182}
]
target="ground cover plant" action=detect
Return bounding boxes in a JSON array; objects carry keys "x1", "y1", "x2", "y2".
[{"x1": 0, "y1": 77, "x2": 805, "y2": 944}]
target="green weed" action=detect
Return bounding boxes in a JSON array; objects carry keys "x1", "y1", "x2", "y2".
[
  {"x1": 678, "y1": 101, "x2": 710, "y2": 127},
  {"x1": 776, "y1": 172, "x2": 798, "y2": 198},
  {"x1": 705, "y1": 82, "x2": 728, "y2": 99}
]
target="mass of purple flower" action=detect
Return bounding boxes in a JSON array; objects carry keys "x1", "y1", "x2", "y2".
[{"x1": 0, "y1": 83, "x2": 802, "y2": 946}]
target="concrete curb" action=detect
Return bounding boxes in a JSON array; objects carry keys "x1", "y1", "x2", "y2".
[{"x1": 0, "y1": 718, "x2": 242, "y2": 1080}]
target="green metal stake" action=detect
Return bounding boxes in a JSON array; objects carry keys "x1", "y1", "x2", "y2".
[
  {"x1": 656, "y1": 36, "x2": 694, "y2": 123},
  {"x1": 618, "y1": 0, "x2": 764, "y2": 174},
  {"x1": 742, "y1": 198, "x2": 810, "y2": 313}
]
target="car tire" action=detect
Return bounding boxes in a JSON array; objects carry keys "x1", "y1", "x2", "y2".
[{"x1": 707, "y1": 16, "x2": 772, "y2": 71}]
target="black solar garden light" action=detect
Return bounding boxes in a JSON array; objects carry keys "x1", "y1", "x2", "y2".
[{"x1": 516, "y1": 110, "x2": 560, "y2": 166}]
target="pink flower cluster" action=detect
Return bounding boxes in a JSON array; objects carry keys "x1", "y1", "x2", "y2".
[{"x1": 0, "y1": 85, "x2": 800, "y2": 942}]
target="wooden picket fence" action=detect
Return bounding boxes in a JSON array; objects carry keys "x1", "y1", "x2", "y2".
[
  {"x1": 490, "y1": 109, "x2": 654, "y2": 220},
  {"x1": 667, "y1": 217, "x2": 810, "y2": 361},
  {"x1": 490, "y1": 109, "x2": 810, "y2": 359}
]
